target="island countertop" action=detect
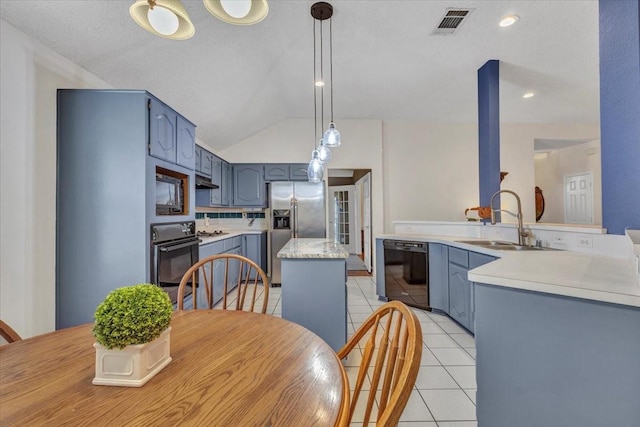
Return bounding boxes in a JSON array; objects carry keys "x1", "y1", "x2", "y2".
[{"x1": 277, "y1": 238, "x2": 349, "y2": 259}]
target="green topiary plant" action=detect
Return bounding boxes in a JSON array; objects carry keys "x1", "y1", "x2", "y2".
[{"x1": 93, "y1": 284, "x2": 173, "y2": 350}]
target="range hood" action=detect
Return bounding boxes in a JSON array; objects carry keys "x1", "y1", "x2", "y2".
[{"x1": 195, "y1": 175, "x2": 219, "y2": 189}]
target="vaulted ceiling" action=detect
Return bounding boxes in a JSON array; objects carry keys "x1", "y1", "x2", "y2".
[{"x1": 0, "y1": 1, "x2": 600, "y2": 149}]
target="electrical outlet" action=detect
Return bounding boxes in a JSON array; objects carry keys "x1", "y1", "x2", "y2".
[
  {"x1": 578, "y1": 237, "x2": 593, "y2": 248},
  {"x1": 552, "y1": 236, "x2": 566, "y2": 245}
]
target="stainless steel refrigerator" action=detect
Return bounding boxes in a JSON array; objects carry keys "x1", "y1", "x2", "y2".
[{"x1": 270, "y1": 182, "x2": 326, "y2": 284}]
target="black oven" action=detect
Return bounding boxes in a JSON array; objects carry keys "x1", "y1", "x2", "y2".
[
  {"x1": 150, "y1": 221, "x2": 198, "y2": 304},
  {"x1": 383, "y1": 240, "x2": 430, "y2": 310}
]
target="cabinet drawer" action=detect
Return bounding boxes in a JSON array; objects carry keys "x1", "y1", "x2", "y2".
[{"x1": 448, "y1": 247, "x2": 469, "y2": 267}]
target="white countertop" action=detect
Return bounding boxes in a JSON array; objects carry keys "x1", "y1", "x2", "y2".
[
  {"x1": 277, "y1": 238, "x2": 349, "y2": 259},
  {"x1": 378, "y1": 234, "x2": 640, "y2": 308},
  {"x1": 198, "y1": 229, "x2": 265, "y2": 245}
]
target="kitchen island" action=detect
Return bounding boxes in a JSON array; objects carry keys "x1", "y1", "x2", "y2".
[{"x1": 277, "y1": 238, "x2": 349, "y2": 352}]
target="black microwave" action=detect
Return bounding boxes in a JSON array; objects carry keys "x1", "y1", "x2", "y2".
[{"x1": 156, "y1": 173, "x2": 184, "y2": 215}]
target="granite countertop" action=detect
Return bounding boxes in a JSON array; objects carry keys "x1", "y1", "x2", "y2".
[
  {"x1": 378, "y1": 234, "x2": 640, "y2": 308},
  {"x1": 277, "y1": 238, "x2": 349, "y2": 259}
]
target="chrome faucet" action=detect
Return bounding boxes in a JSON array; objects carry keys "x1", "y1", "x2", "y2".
[{"x1": 489, "y1": 189, "x2": 528, "y2": 246}]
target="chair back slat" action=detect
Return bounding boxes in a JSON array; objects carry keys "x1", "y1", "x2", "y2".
[
  {"x1": 0, "y1": 320, "x2": 22, "y2": 344},
  {"x1": 336, "y1": 301, "x2": 422, "y2": 426},
  {"x1": 177, "y1": 254, "x2": 269, "y2": 314}
]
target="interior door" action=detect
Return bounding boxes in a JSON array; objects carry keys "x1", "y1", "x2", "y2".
[
  {"x1": 328, "y1": 185, "x2": 356, "y2": 253},
  {"x1": 362, "y1": 173, "x2": 372, "y2": 272},
  {"x1": 564, "y1": 172, "x2": 594, "y2": 224}
]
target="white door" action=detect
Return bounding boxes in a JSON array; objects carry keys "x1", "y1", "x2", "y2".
[
  {"x1": 564, "y1": 172, "x2": 594, "y2": 224},
  {"x1": 328, "y1": 185, "x2": 357, "y2": 253},
  {"x1": 362, "y1": 173, "x2": 372, "y2": 272}
]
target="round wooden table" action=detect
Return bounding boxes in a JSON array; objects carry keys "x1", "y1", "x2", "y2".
[{"x1": 0, "y1": 310, "x2": 348, "y2": 426}]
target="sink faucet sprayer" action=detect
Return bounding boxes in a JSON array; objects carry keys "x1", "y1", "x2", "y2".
[{"x1": 489, "y1": 189, "x2": 528, "y2": 246}]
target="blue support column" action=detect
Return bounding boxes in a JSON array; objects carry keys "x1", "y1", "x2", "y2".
[
  {"x1": 599, "y1": 0, "x2": 640, "y2": 234},
  {"x1": 478, "y1": 60, "x2": 501, "y2": 218}
]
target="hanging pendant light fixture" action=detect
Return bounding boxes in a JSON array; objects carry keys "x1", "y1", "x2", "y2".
[
  {"x1": 130, "y1": 0, "x2": 195, "y2": 40},
  {"x1": 319, "y1": 4, "x2": 341, "y2": 147},
  {"x1": 203, "y1": 0, "x2": 269, "y2": 26},
  {"x1": 308, "y1": 2, "x2": 338, "y2": 182}
]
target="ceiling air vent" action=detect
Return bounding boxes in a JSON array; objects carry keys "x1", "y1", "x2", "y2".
[{"x1": 432, "y1": 8, "x2": 473, "y2": 35}]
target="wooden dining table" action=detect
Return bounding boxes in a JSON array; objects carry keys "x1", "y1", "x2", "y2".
[{"x1": 0, "y1": 310, "x2": 349, "y2": 426}]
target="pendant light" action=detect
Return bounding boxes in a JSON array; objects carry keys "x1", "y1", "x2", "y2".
[
  {"x1": 130, "y1": 0, "x2": 195, "y2": 40},
  {"x1": 308, "y1": 2, "x2": 337, "y2": 182},
  {"x1": 203, "y1": 0, "x2": 269, "y2": 26},
  {"x1": 321, "y1": 6, "x2": 340, "y2": 147}
]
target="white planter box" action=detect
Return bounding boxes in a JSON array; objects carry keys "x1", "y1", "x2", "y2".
[{"x1": 93, "y1": 327, "x2": 172, "y2": 387}]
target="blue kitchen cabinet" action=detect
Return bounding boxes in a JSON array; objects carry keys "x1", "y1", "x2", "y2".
[
  {"x1": 221, "y1": 161, "x2": 231, "y2": 206},
  {"x1": 56, "y1": 89, "x2": 196, "y2": 328},
  {"x1": 428, "y1": 243, "x2": 449, "y2": 313},
  {"x1": 210, "y1": 156, "x2": 223, "y2": 205},
  {"x1": 149, "y1": 98, "x2": 177, "y2": 163},
  {"x1": 289, "y1": 164, "x2": 310, "y2": 181},
  {"x1": 242, "y1": 232, "x2": 267, "y2": 279},
  {"x1": 449, "y1": 262, "x2": 471, "y2": 330},
  {"x1": 200, "y1": 149, "x2": 213, "y2": 177},
  {"x1": 195, "y1": 145, "x2": 202, "y2": 172},
  {"x1": 176, "y1": 116, "x2": 195, "y2": 170},
  {"x1": 448, "y1": 246, "x2": 495, "y2": 333},
  {"x1": 233, "y1": 164, "x2": 266, "y2": 207},
  {"x1": 264, "y1": 164, "x2": 289, "y2": 181},
  {"x1": 199, "y1": 236, "x2": 243, "y2": 307}
]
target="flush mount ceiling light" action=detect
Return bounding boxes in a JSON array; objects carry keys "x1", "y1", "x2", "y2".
[
  {"x1": 130, "y1": 0, "x2": 195, "y2": 40},
  {"x1": 499, "y1": 15, "x2": 519, "y2": 27},
  {"x1": 308, "y1": 2, "x2": 341, "y2": 183},
  {"x1": 203, "y1": 0, "x2": 269, "y2": 25},
  {"x1": 523, "y1": 91, "x2": 535, "y2": 98}
]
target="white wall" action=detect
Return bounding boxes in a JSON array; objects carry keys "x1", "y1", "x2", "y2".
[
  {"x1": 535, "y1": 139, "x2": 602, "y2": 224},
  {"x1": 219, "y1": 118, "x2": 385, "y2": 248},
  {"x1": 500, "y1": 123, "x2": 600, "y2": 224},
  {"x1": 0, "y1": 20, "x2": 110, "y2": 337}
]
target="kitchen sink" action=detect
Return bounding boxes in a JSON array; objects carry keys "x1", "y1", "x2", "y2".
[
  {"x1": 456, "y1": 240, "x2": 515, "y2": 246},
  {"x1": 456, "y1": 240, "x2": 554, "y2": 251}
]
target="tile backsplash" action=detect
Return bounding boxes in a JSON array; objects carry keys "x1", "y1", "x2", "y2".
[{"x1": 196, "y1": 210, "x2": 267, "y2": 231}]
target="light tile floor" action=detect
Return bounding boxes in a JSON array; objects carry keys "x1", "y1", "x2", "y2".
[{"x1": 265, "y1": 276, "x2": 478, "y2": 427}]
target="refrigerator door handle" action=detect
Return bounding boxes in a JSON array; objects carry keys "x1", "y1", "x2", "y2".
[
  {"x1": 293, "y1": 198, "x2": 298, "y2": 238},
  {"x1": 290, "y1": 198, "x2": 296, "y2": 238}
]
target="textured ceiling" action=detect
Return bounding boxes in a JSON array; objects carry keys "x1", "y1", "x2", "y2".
[{"x1": 0, "y1": 0, "x2": 600, "y2": 149}]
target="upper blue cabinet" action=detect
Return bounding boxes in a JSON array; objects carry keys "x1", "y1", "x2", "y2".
[
  {"x1": 177, "y1": 115, "x2": 196, "y2": 169},
  {"x1": 149, "y1": 96, "x2": 195, "y2": 170}
]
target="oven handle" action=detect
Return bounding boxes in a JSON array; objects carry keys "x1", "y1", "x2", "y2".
[{"x1": 158, "y1": 239, "x2": 200, "y2": 252}]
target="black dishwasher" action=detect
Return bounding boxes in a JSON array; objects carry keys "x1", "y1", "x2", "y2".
[{"x1": 383, "y1": 240, "x2": 430, "y2": 310}]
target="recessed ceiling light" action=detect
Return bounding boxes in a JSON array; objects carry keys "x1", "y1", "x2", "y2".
[
  {"x1": 499, "y1": 15, "x2": 519, "y2": 27},
  {"x1": 523, "y1": 92, "x2": 535, "y2": 99}
]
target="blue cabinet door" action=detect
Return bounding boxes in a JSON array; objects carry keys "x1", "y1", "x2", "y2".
[
  {"x1": 200, "y1": 150, "x2": 213, "y2": 177},
  {"x1": 210, "y1": 157, "x2": 222, "y2": 205},
  {"x1": 233, "y1": 164, "x2": 265, "y2": 207},
  {"x1": 149, "y1": 99, "x2": 177, "y2": 163},
  {"x1": 448, "y1": 263, "x2": 470, "y2": 330},
  {"x1": 242, "y1": 234, "x2": 261, "y2": 279},
  {"x1": 428, "y1": 243, "x2": 449, "y2": 312},
  {"x1": 289, "y1": 164, "x2": 310, "y2": 181},
  {"x1": 195, "y1": 145, "x2": 202, "y2": 172},
  {"x1": 176, "y1": 116, "x2": 195, "y2": 169},
  {"x1": 264, "y1": 164, "x2": 289, "y2": 181},
  {"x1": 221, "y1": 161, "x2": 231, "y2": 206}
]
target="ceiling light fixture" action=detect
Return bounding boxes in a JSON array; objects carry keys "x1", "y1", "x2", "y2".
[
  {"x1": 203, "y1": 0, "x2": 268, "y2": 26},
  {"x1": 523, "y1": 91, "x2": 535, "y2": 98},
  {"x1": 308, "y1": 2, "x2": 339, "y2": 182},
  {"x1": 499, "y1": 15, "x2": 519, "y2": 27},
  {"x1": 130, "y1": 0, "x2": 195, "y2": 40}
]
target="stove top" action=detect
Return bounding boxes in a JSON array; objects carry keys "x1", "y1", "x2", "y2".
[{"x1": 197, "y1": 231, "x2": 230, "y2": 237}]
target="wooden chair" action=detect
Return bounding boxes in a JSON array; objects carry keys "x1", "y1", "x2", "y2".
[
  {"x1": 177, "y1": 254, "x2": 270, "y2": 314},
  {"x1": 336, "y1": 301, "x2": 423, "y2": 426},
  {"x1": 0, "y1": 320, "x2": 22, "y2": 344}
]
